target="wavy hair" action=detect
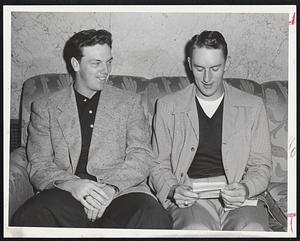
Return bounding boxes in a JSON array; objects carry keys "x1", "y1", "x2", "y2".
[{"x1": 63, "y1": 29, "x2": 112, "y2": 79}]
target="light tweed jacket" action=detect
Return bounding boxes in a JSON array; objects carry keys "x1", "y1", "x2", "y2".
[
  {"x1": 27, "y1": 83, "x2": 154, "y2": 198},
  {"x1": 150, "y1": 82, "x2": 272, "y2": 209}
]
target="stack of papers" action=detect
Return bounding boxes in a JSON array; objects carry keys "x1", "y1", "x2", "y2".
[
  {"x1": 191, "y1": 178, "x2": 259, "y2": 209},
  {"x1": 192, "y1": 181, "x2": 226, "y2": 199}
]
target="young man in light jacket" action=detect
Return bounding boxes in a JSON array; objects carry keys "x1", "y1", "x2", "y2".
[
  {"x1": 11, "y1": 29, "x2": 171, "y2": 229},
  {"x1": 150, "y1": 31, "x2": 271, "y2": 231}
]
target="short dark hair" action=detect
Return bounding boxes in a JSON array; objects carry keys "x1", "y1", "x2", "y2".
[
  {"x1": 188, "y1": 31, "x2": 228, "y2": 59},
  {"x1": 63, "y1": 29, "x2": 112, "y2": 79}
]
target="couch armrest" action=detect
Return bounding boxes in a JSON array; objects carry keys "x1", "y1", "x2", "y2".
[
  {"x1": 9, "y1": 160, "x2": 34, "y2": 222},
  {"x1": 257, "y1": 190, "x2": 287, "y2": 231},
  {"x1": 10, "y1": 146, "x2": 28, "y2": 169}
]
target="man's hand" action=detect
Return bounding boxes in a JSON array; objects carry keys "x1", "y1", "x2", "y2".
[
  {"x1": 84, "y1": 184, "x2": 116, "y2": 222},
  {"x1": 221, "y1": 182, "x2": 249, "y2": 210},
  {"x1": 84, "y1": 206, "x2": 102, "y2": 222},
  {"x1": 169, "y1": 184, "x2": 198, "y2": 208},
  {"x1": 57, "y1": 179, "x2": 110, "y2": 211}
]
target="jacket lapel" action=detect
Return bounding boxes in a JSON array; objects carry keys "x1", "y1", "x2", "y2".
[
  {"x1": 185, "y1": 83, "x2": 241, "y2": 147},
  {"x1": 88, "y1": 85, "x2": 121, "y2": 164},
  {"x1": 222, "y1": 82, "x2": 239, "y2": 146},
  {"x1": 186, "y1": 103, "x2": 199, "y2": 141},
  {"x1": 174, "y1": 84, "x2": 199, "y2": 141},
  {"x1": 222, "y1": 81, "x2": 251, "y2": 168},
  {"x1": 56, "y1": 86, "x2": 81, "y2": 170}
]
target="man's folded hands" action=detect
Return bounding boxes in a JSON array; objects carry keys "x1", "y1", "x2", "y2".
[{"x1": 56, "y1": 179, "x2": 116, "y2": 221}]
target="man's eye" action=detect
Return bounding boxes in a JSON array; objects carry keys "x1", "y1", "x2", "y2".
[
  {"x1": 212, "y1": 67, "x2": 220, "y2": 71},
  {"x1": 196, "y1": 68, "x2": 204, "y2": 72},
  {"x1": 91, "y1": 62, "x2": 99, "y2": 66}
]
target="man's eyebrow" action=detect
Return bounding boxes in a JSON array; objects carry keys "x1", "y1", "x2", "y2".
[
  {"x1": 193, "y1": 63, "x2": 222, "y2": 68},
  {"x1": 89, "y1": 57, "x2": 113, "y2": 62},
  {"x1": 210, "y1": 64, "x2": 222, "y2": 68},
  {"x1": 193, "y1": 63, "x2": 204, "y2": 68}
]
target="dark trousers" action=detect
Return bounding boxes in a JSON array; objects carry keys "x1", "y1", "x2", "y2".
[{"x1": 11, "y1": 188, "x2": 172, "y2": 229}]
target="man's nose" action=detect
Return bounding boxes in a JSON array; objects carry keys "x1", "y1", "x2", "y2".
[
  {"x1": 203, "y1": 69, "x2": 211, "y2": 83},
  {"x1": 99, "y1": 62, "x2": 108, "y2": 74}
]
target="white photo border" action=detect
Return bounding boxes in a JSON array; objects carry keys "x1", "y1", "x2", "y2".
[{"x1": 3, "y1": 4, "x2": 297, "y2": 238}]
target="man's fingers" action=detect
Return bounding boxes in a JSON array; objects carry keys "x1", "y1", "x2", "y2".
[
  {"x1": 175, "y1": 198, "x2": 196, "y2": 208},
  {"x1": 223, "y1": 198, "x2": 243, "y2": 207},
  {"x1": 88, "y1": 190, "x2": 108, "y2": 206},
  {"x1": 222, "y1": 197, "x2": 240, "y2": 207},
  {"x1": 176, "y1": 187, "x2": 198, "y2": 199},
  {"x1": 85, "y1": 208, "x2": 92, "y2": 221},
  {"x1": 96, "y1": 207, "x2": 105, "y2": 219},
  {"x1": 223, "y1": 182, "x2": 240, "y2": 190},
  {"x1": 176, "y1": 201, "x2": 195, "y2": 208},
  {"x1": 88, "y1": 210, "x2": 96, "y2": 222},
  {"x1": 174, "y1": 193, "x2": 197, "y2": 201},
  {"x1": 91, "y1": 209, "x2": 98, "y2": 222},
  {"x1": 81, "y1": 198, "x2": 98, "y2": 211},
  {"x1": 222, "y1": 189, "x2": 244, "y2": 197},
  {"x1": 91, "y1": 183, "x2": 110, "y2": 200},
  {"x1": 85, "y1": 195, "x2": 104, "y2": 209},
  {"x1": 85, "y1": 206, "x2": 100, "y2": 222},
  {"x1": 173, "y1": 185, "x2": 198, "y2": 207},
  {"x1": 222, "y1": 193, "x2": 244, "y2": 206},
  {"x1": 84, "y1": 207, "x2": 89, "y2": 216},
  {"x1": 221, "y1": 184, "x2": 245, "y2": 211},
  {"x1": 222, "y1": 193, "x2": 245, "y2": 203}
]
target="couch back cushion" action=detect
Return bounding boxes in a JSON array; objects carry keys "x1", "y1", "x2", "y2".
[
  {"x1": 21, "y1": 73, "x2": 287, "y2": 183},
  {"x1": 261, "y1": 81, "x2": 288, "y2": 183}
]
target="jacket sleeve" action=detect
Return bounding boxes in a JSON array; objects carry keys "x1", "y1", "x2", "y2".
[
  {"x1": 27, "y1": 100, "x2": 79, "y2": 191},
  {"x1": 241, "y1": 98, "x2": 272, "y2": 197},
  {"x1": 149, "y1": 99, "x2": 179, "y2": 209},
  {"x1": 100, "y1": 95, "x2": 154, "y2": 192}
]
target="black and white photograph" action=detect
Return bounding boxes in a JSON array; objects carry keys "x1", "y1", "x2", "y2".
[{"x1": 3, "y1": 4, "x2": 297, "y2": 238}]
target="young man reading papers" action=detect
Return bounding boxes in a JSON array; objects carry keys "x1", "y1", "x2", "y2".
[{"x1": 150, "y1": 31, "x2": 272, "y2": 231}]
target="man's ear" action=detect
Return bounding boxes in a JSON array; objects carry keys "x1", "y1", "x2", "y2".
[
  {"x1": 224, "y1": 56, "x2": 231, "y2": 72},
  {"x1": 71, "y1": 57, "x2": 80, "y2": 72},
  {"x1": 187, "y1": 57, "x2": 192, "y2": 70}
]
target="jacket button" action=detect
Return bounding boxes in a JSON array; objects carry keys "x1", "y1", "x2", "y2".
[{"x1": 191, "y1": 147, "x2": 195, "y2": 151}]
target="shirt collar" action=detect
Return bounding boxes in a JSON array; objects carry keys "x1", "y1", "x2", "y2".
[{"x1": 73, "y1": 86, "x2": 101, "y2": 102}]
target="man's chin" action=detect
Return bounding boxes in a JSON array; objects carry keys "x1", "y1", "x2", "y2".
[
  {"x1": 199, "y1": 88, "x2": 214, "y2": 96},
  {"x1": 96, "y1": 82, "x2": 106, "y2": 90},
  {"x1": 197, "y1": 90, "x2": 219, "y2": 100}
]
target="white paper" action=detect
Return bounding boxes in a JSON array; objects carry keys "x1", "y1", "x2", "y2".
[{"x1": 192, "y1": 181, "x2": 226, "y2": 198}]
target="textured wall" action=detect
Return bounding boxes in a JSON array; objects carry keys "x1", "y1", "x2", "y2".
[{"x1": 11, "y1": 12, "x2": 288, "y2": 119}]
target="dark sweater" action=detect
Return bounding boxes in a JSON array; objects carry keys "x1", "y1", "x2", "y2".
[{"x1": 187, "y1": 97, "x2": 225, "y2": 178}]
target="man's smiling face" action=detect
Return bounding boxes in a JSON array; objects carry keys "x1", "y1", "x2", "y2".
[{"x1": 72, "y1": 43, "x2": 113, "y2": 97}]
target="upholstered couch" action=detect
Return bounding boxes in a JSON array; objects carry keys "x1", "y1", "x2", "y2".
[{"x1": 9, "y1": 73, "x2": 288, "y2": 231}]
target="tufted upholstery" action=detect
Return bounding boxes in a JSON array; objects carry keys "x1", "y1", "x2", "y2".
[{"x1": 10, "y1": 73, "x2": 287, "y2": 230}]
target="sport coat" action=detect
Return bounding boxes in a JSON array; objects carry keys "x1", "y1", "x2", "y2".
[
  {"x1": 27, "y1": 83, "x2": 154, "y2": 197},
  {"x1": 150, "y1": 82, "x2": 272, "y2": 209}
]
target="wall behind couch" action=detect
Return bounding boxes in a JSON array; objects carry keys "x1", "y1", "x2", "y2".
[{"x1": 11, "y1": 12, "x2": 288, "y2": 119}]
